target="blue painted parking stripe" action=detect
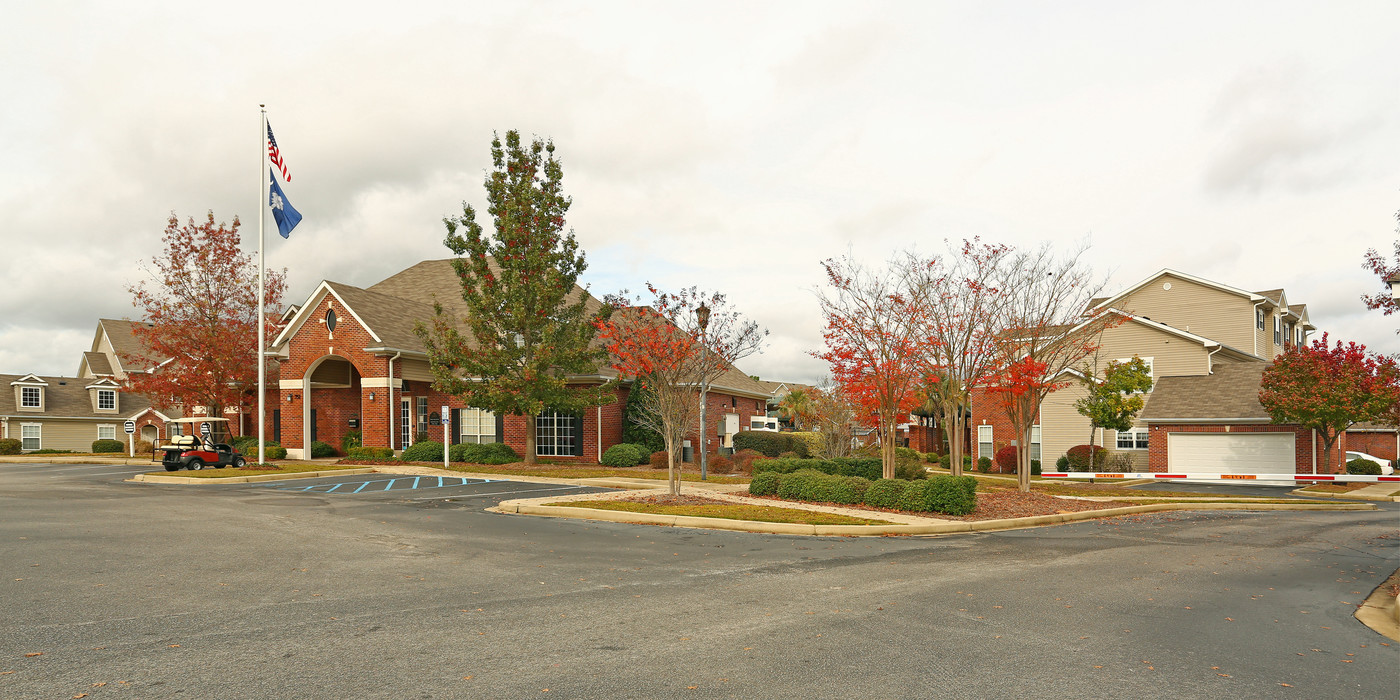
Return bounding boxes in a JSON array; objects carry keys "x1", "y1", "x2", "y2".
[{"x1": 353, "y1": 480, "x2": 370, "y2": 494}]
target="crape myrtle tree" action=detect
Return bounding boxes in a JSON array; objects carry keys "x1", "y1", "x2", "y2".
[
  {"x1": 815, "y1": 254, "x2": 929, "y2": 479},
  {"x1": 1361, "y1": 208, "x2": 1399, "y2": 333},
  {"x1": 1074, "y1": 355, "x2": 1153, "y2": 447},
  {"x1": 904, "y1": 239, "x2": 1013, "y2": 477},
  {"x1": 987, "y1": 243, "x2": 1112, "y2": 492},
  {"x1": 595, "y1": 286, "x2": 765, "y2": 496},
  {"x1": 416, "y1": 131, "x2": 611, "y2": 465},
  {"x1": 124, "y1": 211, "x2": 287, "y2": 421},
  {"x1": 808, "y1": 378, "x2": 856, "y2": 459},
  {"x1": 1259, "y1": 334, "x2": 1400, "y2": 471}
]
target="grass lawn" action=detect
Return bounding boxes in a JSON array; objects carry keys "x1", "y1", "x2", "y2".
[
  {"x1": 146, "y1": 462, "x2": 371, "y2": 478},
  {"x1": 547, "y1": 499, "x2": 891, "y2": 525}
]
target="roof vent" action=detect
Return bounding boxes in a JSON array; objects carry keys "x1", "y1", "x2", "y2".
[{"x1": 58, "y1": 381, "x2": 67, "y2": 385}]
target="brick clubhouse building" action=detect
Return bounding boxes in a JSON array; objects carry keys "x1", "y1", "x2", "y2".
[{"x1": 269, "y1": 260, "x2": 769, "y2": 460}]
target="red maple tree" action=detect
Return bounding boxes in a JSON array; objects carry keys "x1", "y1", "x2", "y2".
[
  {"x1": 1259, "y1": 334, "x2": 1400, "y2": 472},
  {"x1": 815, "y1": 255, "x2": 929, "y2": 479},
  {"x1": 123, "y1": 212, "x2": 287, "y2": 423}
]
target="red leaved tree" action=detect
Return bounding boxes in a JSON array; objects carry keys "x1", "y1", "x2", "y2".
[
  {"x1": 595, "y1": 286, "x2": 765, "y2": 496},
  {"x1": 815, "y1": 255, "x2": 929, "y2": 479},
  {"x1": 124, "y1": 212, "x2": 287, "y2": 422},
  {"x1": 1259, "y1": 334, "x2": 1400, "y2": 471},
  {"x1": 986, "y1": 243, "x2": 1112, "y2": 492}
]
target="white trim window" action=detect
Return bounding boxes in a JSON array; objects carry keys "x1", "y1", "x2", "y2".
[
  {"x1": 977, "y1": 425, "x2": 993, "y2": 462},
  {"x1": 458, "y1": 407, "x2": 496, "y2": 444},
  {"x1": 1273, "y1": 316, "x2": 1281, "y2": 345},
  {"x1": 20, "y1": 386, "x2": 40, "y2": 408},
  {"x1": 21, "y1": 423, "x2": 41, "y2": 451},
  {"x1": 536, "y1": 412, "x2": 577, "y2": 457},
  {"x1": 416, "y1": 397, "x2": 429, "y2": 437},
  {"x1": 400, "y1": 399, "x2": 412, "y2": 448},
  {"x1": 1116, "y1": 428, "x2": 1150, "y2": 450},
  {"x1": 1030, "y1": 426, "x2": 1041, "y2": 463},
  {"x1": 98, "y1": 424, "x2": 116, "y2": 440},
  {"x1": 97, "y1": 389, "x2": 116, "y2": 410},
  {"x1": 1255, "y1": 307, "x2": 1264, "y2": 330}
]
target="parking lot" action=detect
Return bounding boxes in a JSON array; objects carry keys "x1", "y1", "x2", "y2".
[{"x1": 2, "y1": 461, "x2": 1396, "y2": 699}]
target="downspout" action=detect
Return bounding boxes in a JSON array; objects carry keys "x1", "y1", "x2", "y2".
[
  {"x1": 1206, "y1": 346, "x2": 1220, "y2": 374},
  {"x1": 387, "y1": 351, "x2": 402, "y2": 451},
  {"x1": 1311, "y1": 428, "x2": 1317, "y2": 475},
  {"x1": 597, "y1": 401, "x2": 603, "y2": 463}
]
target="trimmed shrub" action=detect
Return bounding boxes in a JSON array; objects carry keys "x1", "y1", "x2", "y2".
[
  {"x1": 895, "y1": 480, "x2": 927, "y2": 511},
  {"x1": 923, "y1": 452, "x2": 941, "y2": 463},
  {"x1": 602, "y1": 444, "x2": 643, "y2": 468},
  {"x1": 310, "y1": 440, "x2": 338, "y2": 458},
  {"x1": 1106, "y1": 452, "x2": 1136, "y2": 472},
  {"x1": 1066, "y1": 444, "x2": 1108, "y2": 471},
  {"x1": 864, "y1": 478, "x2": 906, "y2": 509},
  {"x1": 264, "y1": 443, "x2": 288, "y2": 460},
  {"x1": 731, "y1": 448, "x2": 763, "y2": 474},
  {"x1": 0, "y1": 438, "x2": 22, "y2": 455},
  {"x1": 936, "y1": 453, "x2": 951, "y2": 468},
  {"x1": 709, "y1": 456, "x2": 734, "y2": 475},
  {"x1": 348, "y1": 446, "x2": 395, "y2": 460},
  {"x1": 777, "y1": 469, "x2": 823, "y2": 500},
  {"x1": 789, "y1": 431, "x2": 824, "y2": 458},
  {"x1": 829, "y1": 476, "x2": 871, "y2": 505},
  {"x1": 976, "y1": 457, "x2": 992, "y2": 473},
  {"x1": 893, "y1": 462, "x2": 928, "y2": 480},
  {"x1": 895, "y1": 446, "x2": 923, "y2": 464},
  {"x1": 452, "y1": 442, "x2": 519, "y2": 464},
  {"x1": 995, "y1": 446, "x2": 1018, "y2": 472},
  {"x1": 624, "y1": 444, "x2": 652, "y2": 466},
  {"x1": 799, "y1": 472, "x2": 838, "y2": 502},
  {"x1": 777, "y1": 450, "x2": 800, "y2": 459},
  {"x1": 649, "y1": 450, "x2": 670, "y2": 468},
  {"x1": 918, "y1": 475, "x2": 978, "y2": 515},
  {"x1": 733, "y1": 431, "x2": 811, "y2": 458},
  {"x1": 1031, "y1": 459, "x2": 1041, "y2": 476},
  {"x1": 414, "y1": 431, "x2": 429, "y2": 445},
  {"x1": 1055, "y1": 455, "x2": 1069, "y2": 470},
  {"x1": 29, "y1": 449, "x2": 73, "y2": 454},
  {"x1": 749, "y1": 471, "x2": 782, "y2": 496},
  {"x1": 1346, "y1": 458, "x2": 1382, "y2": 476},
  {"x1": 752, "y1": 457, "x2": 884, "y2": 481},
  {"x1": 92, "y1": 439, "x2": 125, "y2": 453},
  {"x1": 400, "y1": 440, "x2": 443, "y2": 462},
  {"x1": 230, "y1": 435, "x2": 259, "y2": 454}
]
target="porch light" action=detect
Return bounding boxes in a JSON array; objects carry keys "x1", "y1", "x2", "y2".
[{"x1": 369, "y1": 392, "x2": 376, "y2": 401}]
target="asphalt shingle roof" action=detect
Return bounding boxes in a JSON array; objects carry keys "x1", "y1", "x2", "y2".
[
  {"x1": 1138, "y1": 363, "x2": 1271, "y2": 422},
  {"x1": 0, "y1": 374, "x2": 153, "y2": 418}
]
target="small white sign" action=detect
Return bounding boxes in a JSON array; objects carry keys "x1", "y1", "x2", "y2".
[{"x1": 123, "y1": 420, "x2": 136, "y2": 434}]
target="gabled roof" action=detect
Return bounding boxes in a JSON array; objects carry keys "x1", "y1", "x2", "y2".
[
  {"x1": 81, "y1": 351, "x2": 114, "y2": 377},
  {"x1": 1092, "y1": 269, "x2": 1265, "y2": 314},
  {"x1": 1254, "y1": 288, "x2": 1286, "y2": 309},
  {"x1": 0, "y1": 374, "x2": 154, "y2": 418},
  {"x1": 97, "y1": 319, "x2": 162, "y2": 373},
  {"x1": 1138, "y1": 363, "x2": 1272, "y2": 423}
]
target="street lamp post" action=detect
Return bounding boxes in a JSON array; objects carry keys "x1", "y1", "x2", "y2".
[{"x1": 697, "y1": 302, "x2": 711, "y2": 481}]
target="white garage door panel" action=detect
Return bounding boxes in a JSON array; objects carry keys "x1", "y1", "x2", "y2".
[{"x1": 1167, "y1": 433, "x2": 1295, "y2": 474}]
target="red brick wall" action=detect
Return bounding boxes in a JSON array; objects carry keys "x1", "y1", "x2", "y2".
[
  {"x1": 279, "y1": 292, "x2": 390, "y2": 454},
  {"x1": 969, "y1": 388, "x2": 1039, "y2": 456},
  {"x1": 1340, "y1": 431, "x2": 1397, "y2": 462}
]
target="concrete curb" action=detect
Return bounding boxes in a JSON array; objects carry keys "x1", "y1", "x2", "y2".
[
  {"x1": 1353, "y1": 568, "x2": 1400, "y2": 641},
  {"x1": 1291, "y1": 486, "x2": 1400, "y2": 502},
  {"x1": 129, "y1": 468, "x2": 376, "y2": 484},
  {"x1": 492, "y1": 498, "x2": 1376, "y2": 537}
]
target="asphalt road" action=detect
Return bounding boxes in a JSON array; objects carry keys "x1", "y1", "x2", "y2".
[{"x1": 2, "y1": 462, "x2": 1396, "y2": 699}]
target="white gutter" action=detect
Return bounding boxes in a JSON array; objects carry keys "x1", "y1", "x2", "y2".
[
  {"x1": 1251, "y1": 300, "x2": 1266, "y2": 358},
  {"x1": 1206, "y1": 345, "x2": 1221, "y2": 374}
]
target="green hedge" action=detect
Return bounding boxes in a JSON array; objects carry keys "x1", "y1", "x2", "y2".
[
  {"x1": 749, "y1": 470, "x2": 977, "y2": 515},
  {"x1": 1346, "y1": 458, "x2": 1382, "y2": 475},
  {"x1": 601, "y1": 444, "x2": 642, "y2": 468},
  {"x1": 400, "y1": 440, "x2": 444, "y2": 462},
  {"x1": 789, "y1": 432, "x2": 824, "y2": 458},
  {"x1": 1066, "y1": 445, "x2": 1107, "y2": 471},
  {"x1": 732, "y1": 431, "x2": 809, "y2": 458},
  {"x1": 92, "y1": 439, "x2": 125, "y2": 453},
  {"x1": 752, "y1": 457, "x2": 928, "y2": 481},
  {"x1": 0, "y1": 438, "x2": 20, "y2": 455},
  {"x1": 450, "y1": 442, "x2": 519, "y2": 465},
  {"x1": 310, "y1": 440, "x2": 338, "y2": 458},
  {"x1": 347, "y1": 446, "x2": 395, "y2": 460},
  {"x1": 233, "y1": 439, "x2": 286, "y2": 459}
]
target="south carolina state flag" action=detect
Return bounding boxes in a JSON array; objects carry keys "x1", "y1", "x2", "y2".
[{"x1": 268, "y1": 170, "x2": 302, "y2": 238}]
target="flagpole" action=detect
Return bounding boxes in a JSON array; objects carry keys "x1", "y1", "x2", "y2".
[{"x1": 257, "y1": 105, "x2": 268, "y2": 466}]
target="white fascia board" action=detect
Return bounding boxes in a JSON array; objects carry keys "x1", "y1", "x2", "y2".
[
  {"x1": 272, "y1": 282, "x2": 384, "y2": 347},
  {"x1": 1093, "y1": 269, "x2": 1265, "y2": 313}
]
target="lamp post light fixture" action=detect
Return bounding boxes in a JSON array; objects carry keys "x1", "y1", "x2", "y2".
[{"x1": 696, "y1": 302, "x2": 711, "y2": 481}]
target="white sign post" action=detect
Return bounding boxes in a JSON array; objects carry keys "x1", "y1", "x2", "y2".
[
  {"x1": 125, "y1": 420, "x2": 136, "y2": 457},
  {"x1": 441, "y1": 405, "x2": 451, "y2": 467}
]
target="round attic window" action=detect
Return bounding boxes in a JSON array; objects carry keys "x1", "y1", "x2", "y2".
[
  {"x1": 1162, "y1": 282, "x2": 1172, "y2": 291},
  {"x1": 325, "y1": 308, "x2": 337, "y2": 332}
]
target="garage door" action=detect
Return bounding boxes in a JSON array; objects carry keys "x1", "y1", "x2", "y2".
[{"x1": 1166, "y1": 433, "x2": 1295, "y2": 474}]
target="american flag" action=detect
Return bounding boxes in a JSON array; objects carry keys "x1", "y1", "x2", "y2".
[{"x1": 267, "y1": 122, "x2": 290, "y2": 182}]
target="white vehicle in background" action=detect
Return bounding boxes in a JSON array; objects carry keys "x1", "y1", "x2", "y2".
[
  {"x1": 1345, "y1": 451, "x2": 1394, "y2": 475},
  {"x1": 749, "y1": 416, "x2": 780, "y2": 432}
]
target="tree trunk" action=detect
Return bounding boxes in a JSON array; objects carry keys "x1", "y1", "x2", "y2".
[
  {"x1": 523, "y1": 414, "x2": 537, "y2": 465},
  {"x1": 944, "y1": 400, "x2": 963, "y2": 477},
  {"x1": 1018, "y1": 433, "x2": 1032, "y2": 493},
  {"x1": 1320, "y1": 431, "x2": 1338, "y2": 475},
  {"x1": 663, "y1": 435, "x2": 679, "y2": 496},
  {"x1": 882, "y1": 420, "x2": 897, "y2": 480}
]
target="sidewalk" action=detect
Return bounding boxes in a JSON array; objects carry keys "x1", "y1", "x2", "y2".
[{"x1": 1295, "y1": 483, "x2": 1400, "y2": 502}]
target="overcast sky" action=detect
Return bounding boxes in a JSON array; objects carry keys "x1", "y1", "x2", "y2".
[{"x1": 4, "y1": 1, "x2": 1397, "y2": 382}]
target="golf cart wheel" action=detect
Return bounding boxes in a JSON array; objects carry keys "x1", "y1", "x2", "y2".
[
  {"x1": 164, "y1": 463, "x2": 180, "y2": 472},
  {"x1": 187, "y1": 459, "x2": 204, "y2": 471},
  {"x1": 230, "y1": 456, "x2": 246, "y2": 469}
]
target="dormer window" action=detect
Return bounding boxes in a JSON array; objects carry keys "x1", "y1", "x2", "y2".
[
  {"x1": 21, "y1": 386, "x2": 40, "y2": 408},
  {"x1": 98, "y1": 389, "x2": 115, "y2": 410}
]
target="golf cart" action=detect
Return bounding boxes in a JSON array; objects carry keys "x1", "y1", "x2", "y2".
[{"x1": 156, "y1": 417, "x2": 247, "y2": 471}]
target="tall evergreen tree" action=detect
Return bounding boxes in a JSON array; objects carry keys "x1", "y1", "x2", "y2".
[{"x1": 416, "y1": 131, "x2": 610, "y2": 464}]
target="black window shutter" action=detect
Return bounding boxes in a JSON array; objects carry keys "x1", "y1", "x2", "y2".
[
  {"x1": 273, "y1": 409, "x2": 281, "y2": 444},
  {"x1": 450, "y1": 409, "x2": 460, "y2": 445},
  {"x1": 572, "y1": 413, "x2": 584, "y2": 457},
  {"x1": 310, "y1": 409, "x2": 318, "y2": 443},
  {"x1": 495, "y1": 413, "x2": 505, "y2": 444}
]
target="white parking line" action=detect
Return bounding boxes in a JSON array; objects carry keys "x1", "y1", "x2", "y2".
[{"x1": 411, "y1": 484, "x2": 595, "y2": 501}]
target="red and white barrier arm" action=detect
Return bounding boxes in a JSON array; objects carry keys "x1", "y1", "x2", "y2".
[{"x1": 1040, "y1": 472, "x2": 1400, "y2": 483}]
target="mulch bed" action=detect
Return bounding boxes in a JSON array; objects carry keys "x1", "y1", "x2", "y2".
[
  {"x1": 744, "y1": 490, "x2": 1133, "y2": 521},
  {"x1": 613, "y1": 494, "x2": 737, "y2": 507}
]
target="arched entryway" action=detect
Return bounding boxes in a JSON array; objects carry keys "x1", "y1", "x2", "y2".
[{"x1": 302, "y1": 354, "x2": 365, "y2": 457}]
